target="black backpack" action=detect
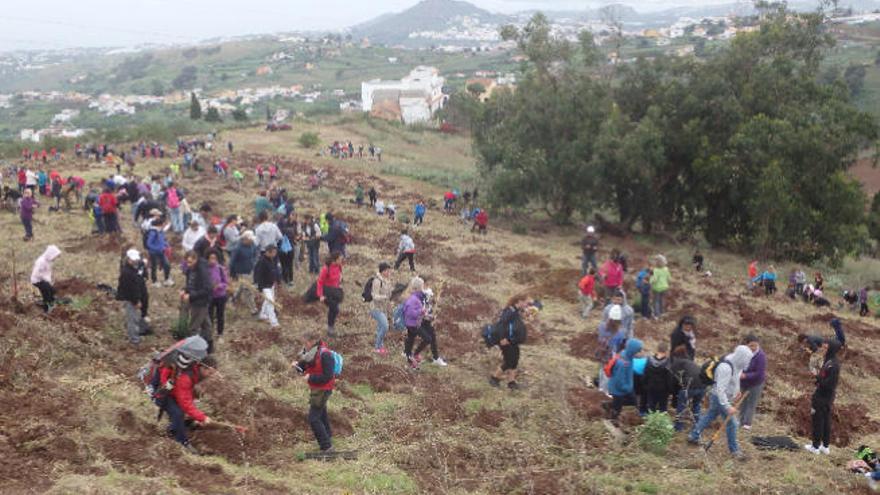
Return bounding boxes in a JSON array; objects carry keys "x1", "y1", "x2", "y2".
[{"x1": 362, "y1": 276, "x2": 377, "y2": 303}]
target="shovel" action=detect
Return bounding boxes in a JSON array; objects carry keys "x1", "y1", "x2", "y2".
[
  {"x1": 212, "y1": 420, "x2": 249, "y2": 434},
  {"x1": 704, "y1": 390, "x2": 749, "y2": 452}
]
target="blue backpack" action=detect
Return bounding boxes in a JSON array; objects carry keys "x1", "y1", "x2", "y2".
[
  {"x1": 482, "y1": 321, "x2": 514, "y2": 347},
  {"x1": 280, "y1": 235, "x2": 292, "y2": 254},
  {"x1": 392, "y1": 303, "x2": 406, "y2": 331},
  {"x1": 322, "y1": 348, "x2": 344, "y2": 377}
]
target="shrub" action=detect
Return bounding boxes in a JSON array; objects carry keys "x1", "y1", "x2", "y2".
[
  {"x1": 512, "y1": 223, "x2": 527, "y2": 235},
  {"x1": 637, "y1": 411, "x2": 675, "y2": 455},
  {"x1": 299, "y1": 131, "x2": 320, "y2": 149}
]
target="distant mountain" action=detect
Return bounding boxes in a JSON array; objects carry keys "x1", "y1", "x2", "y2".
[{"x1": 350, "y1": 0, "x2": 510, "y2": 45}]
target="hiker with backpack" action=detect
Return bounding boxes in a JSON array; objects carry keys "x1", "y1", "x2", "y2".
[
  {"x1": 317, "y1": 251, "x2": 344, "y2": 338},
  {"x1": 166, "y1": 182, "x2": 183, "y2": 233},
  {"x1": 487, "y1": 295, "x2": 538, "y2": 390},
  {"x1": 117, "y1": 248, "x2": 150, "y2": 346},
  {"x1": 402, "y1": 277, "x2": 429, "y2": 370},
  {"x1": 596, "y1": 305, "x2": 625, "y2": 394},
  {"x1": 417, "y1": 285, "x2": 448, "y2": 367},
  {"x1": 650, "y1": 254, "x2": 671, "y2": 318},
  {"x1": 640, "y1": 342, "x2": 675, "y2": 415},
  {"x1": 322, "y1": 213, "x2": 350, "y2": 256},
  {"x1": 293, "y1": 332, "x2": 340, "y2": 454},
  {"x1": 687, "y1": 345, "x2": 754, "y2": 461},
  {"x1": 207, "y1": 251, "x2": 229, "y2": 338},
  {"x1": 366, "y1": 262, "x2": 394, "y2": 356},
  {"x1": 739, "y1": 334, "x2": 766, "y2": 431},
  {"x1": 670, "y1": 344, "x2": 706, "y2": 432},
  {"x1": 603, "y1": 338, "x2": 645, "y2": 421},
  {"x1": 254, "y1": 210, "x2": 283, "y2": 253},
  {"x1": 151, "y1": 337, "x2": 216, "y2": 455},
  {"x1": 254, "y1": 245, "x2": 281, "y2": 329},
  {"x1": 581, "y1": 226, "x2": 599, "y2": 276},
  {"x1": 394, "y1": 229, "x2": 417, "y2": 272},
  {"x1": 229, "y1": 230, "x2": 259, "y2": 316},
  {"x1": 277, "y1": 211, "x2": 300, "y2": 287},
  {"x1": 31, "y1": 245, "x2": 61, "y2": 312},
  {"x1": 146, "y1": 218, "x2": 173, "y2": 288},
  {"x1": 806, "y1": 339, "x2": 842, "y2": 455},
  {"x1": 303, "y1": 215, "x2": 322, "y2": 274},
  {"x1": 182, "y1": 250, "x2": 215, "y2": 354}
]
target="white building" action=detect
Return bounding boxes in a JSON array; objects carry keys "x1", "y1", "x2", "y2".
[
  {"x1": 361, "y1": 66, "x2": 446, "y2": 125},
  {"x1": 52, "y1": 108, "x2": 80, "y2": 124}
]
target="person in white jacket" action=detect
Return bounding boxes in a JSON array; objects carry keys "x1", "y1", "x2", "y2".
[
  {"x1": 394, "y1": 229, "x2": 416, "y2": 272},
  {"x1": 31, "y1": 244, "x2": 61, "y2": 312},
  {"x1": 182, "y1": 220, "x2": 206, "y2": 252}
]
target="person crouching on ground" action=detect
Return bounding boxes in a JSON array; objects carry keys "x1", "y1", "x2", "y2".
[
  {"x1": 293, "y1": 333, "x2": 337, "y2": 454},
  {"x1": 157, "y1": 345, "x2": 215, "y2": 456},
  {"x1": 31, "y1": 244, "x2": 61, "y2": 312},
  {"x1": 117, "y1": 249, "x2": 150, "y2": 346},
  {"x1": 489, "y1": 295, "x2": 540, "y2": 390},
  {"x1": 688, "y1": 345, "x2": 754, "y2": 461}
]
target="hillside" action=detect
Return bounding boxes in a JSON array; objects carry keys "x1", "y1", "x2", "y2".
[{"x1": 1, "y1": 118, "x2": 879, "y2": 494}]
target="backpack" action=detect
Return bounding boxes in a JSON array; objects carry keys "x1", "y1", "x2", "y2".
[
  {"x1": 340, "y1": 221, "x2": 352, "y2": 244},
  {"x1": 392, "y1": 303, "x2": 406, "y2": 331},
  {"x1": 321, "y1": 348, "x2": 344, "y2": 377},
  {"x1": 280, "y1": 235, "x2": 292, "y2": 254},
  {"x1": 362, "y1": 276, "x2": 376, "y2": 303},
  {"x1": 482, "y1": 321, "x2": 514, "y2": 347},
  {"x1": 603, "y1": 353, "x2": 620, "y2": 378},
  {"x1": 136, "y1": 339, "x2": 191, "y2": 400},
  {"x1": 699, "y1": 356, "x2": 730, "y2": 385}
]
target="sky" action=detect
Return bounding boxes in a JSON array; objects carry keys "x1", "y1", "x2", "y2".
[{"x1": 0, "y1": 0, "x2": 741, "y2": 52}]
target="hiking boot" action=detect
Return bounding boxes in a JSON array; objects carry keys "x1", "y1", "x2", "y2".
[
  {"x1": 741, "y1": 424, "x2": 751, "y2": 431},
  {"x1": 182, "y1": 442, "x2": 200, "y2": 456},
  {"x1": 819, "y1": 445, "x2": 830, "y2": 455},
  {"x1": 488, "y1": 376, "x2": 500, "y2": 388},
  {"x1": 731, "y1": 450, "x2": 748, "y2": 462},
  {"x1": 804, "y1": 444, "x2": 821, "y2": 455},
  {"x1": 164, "y1": 279, "x2": 175, "y2": 287},
  {"x1": 432, "y1": 357, "x2": 448, "y2": 367},
  {"x1": 153, "y1": 282, "x2": 162, "y2": 288},
  {"x1": 507, "y1": 381, "x2": 520, "y2": 390}
]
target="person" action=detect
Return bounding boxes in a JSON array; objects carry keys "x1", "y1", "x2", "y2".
[
  {"x1": 806, "y1": 339, "x2": 842, "y2": 455},
  {"x1": 194, "y1": 226, "x2": 224, "y2": 263},
  {"x1": 601, "y1": 290, "x2": 635, "y2": 341},
  {"x1": 831, "y1": 318, "x2": 847, "y2": 348},
  {"x1": 31, "y1": 245, "x2": 61, "y2": 312},
  {"x1": 220, "y1": 215, "x2": 241, "y2": 253},
  {"x1": 599, "y1": 250, "x2": 624, "y2": 305},
  {"x1": 859, "y1": 287, "x2": 870, "y2": 317},
  {"x1": 416, "y1": 286, "x2": 448, "y2": 367},
  {"x1": 413, "y1": 201, "x2": 426, "y2": 226},
  {"x1": 488, "y1": 295, "x2": 538, "y2": 390},
  {"x1": 641, "y1": 342, "x2": 674, "y2": 415},
  {"x1": 229, "y1": 230, "x2": 259, "y2": 316},
  {"x1": 182, "y1": 250, "x2": 214, "y2": 354},
  {"x1": 670, "y1": 344, "x2": 705, "y2": 432},
  {"x1": 254, "y1": 190, "x2": 271, "y2": 217},
  {"x1": 182, "y1": 220, "x2": 206, "y2": 253},
  {"x1": 581, "y1": 226, "x2": 600, "y2": 275},
  {"x1": 98, "y1": 186, "x2": 120, "y2": 235},
  {"x1": 19, "y1": 188, "x2": 39, "y2": 241},
  {"x1": 739, "y1": 334, "x2": 766, "y2": 431},
  {"x1": 375, "y1": 199, "x2": 385, "y2": 216},
  {"x1": 687, "y1": 345, "x2": 754, "y2": 461},
  {"x1": 354, "y1": 184, "x2": 364, "y2": 208},
  {"x1": 794, "y1": 268, "x2": 807, "y2": 296},
  {"x1": 692, "y1": 250, "x2": 704, "y2": 272},
  {"x1": 394, "y1": 229, "x2": 417, "y2": 272},
  {"x1": 50, "y1": 176, "x2": 62, "y2": 211},
  {"x1": 322, "y1": 213, "x2": 349, "y2": 256},
  {"x1": 277, "y1": 212, "x2": 299, "y2": 287},
  {"x1": 402, "y1": 277, "x2": 429, "y2": 370},
  {"x1": 369, "y1": 263, "x2": 394, "y2": 355},
  {"x1": 253, "y1": 210, "x2": 282, "y2": 253},
  {"x1": 254, "y1": 245, "x2": 281, "y2": 329},
  {"x1": 604, "y1": 338, "x2": 645, "y2": 421},
  {"x1": 317, "y1": 252, "x2": 344, "y2": 337},
  {"x1": 368, "y1": 187, "x2": 377, "y2": 207},
  {"x1": 762, "y1": 266, "x2": 777, "y2": 295},
  {"x1": 207, "y1": 251, "x2": 229, "y2": 338},
  {"x1": 145, "y1": 218, "x2": 173, "y2": 288},
  {"x1": 166, "y1": 182, "x2": 183, "y2": 233},
  {"x1": 748, "y1": 260, "x2": 759, "y2": 291},
  {"x1": 670, "y1": 315, "x2": 697, "y2": 360},
  {"x1": 798, "y1": 334, "x2": 826, "y2": 375},
  {"x1": 117, "y1": 249, "x2": 150, "y2": 345},
  {"x1": 578, "y1": 268, "x2": 597, "y2": 319},
  {"x1": 293, "y1": 333, "x2": 337, "y2": 453},
  {"x1": 473, "y1": 209, "x2": 488, "y2": 234},
  {"x1": 155, "y1": 339, "x2": 215, "y2": 455},
  {"x1": 635, "y1": 263, "x2": 652, "y2": 319},
  {"x1": 596, "y1": 305, "x2": 624, "y2": 394},
  {"x1": 303, "y1": 215, "x2": 322, "y2": 274},
  {"x1": 649, "y1": 254, "x2": 671, "y2": 318}
]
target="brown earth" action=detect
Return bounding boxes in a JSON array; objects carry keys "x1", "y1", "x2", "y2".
[{"x1": 775, "y1": 395, "x2": 880, "y2": 447}]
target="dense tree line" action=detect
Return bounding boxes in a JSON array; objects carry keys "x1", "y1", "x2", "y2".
[{"x1": 470, "y1": 8, "x2": 878, "y2": 263}]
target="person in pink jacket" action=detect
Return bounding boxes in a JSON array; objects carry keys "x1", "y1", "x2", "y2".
[
  {"x1": 599, "y1": 249, "x2": 624, "y2": 306},
  {"x1": 31, "y1": 244, "x2": 61, "y2": 311}
]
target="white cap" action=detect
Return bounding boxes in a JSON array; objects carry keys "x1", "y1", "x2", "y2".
[
  {"x1": 587, "y1": 226, "x2": 595, "y2": 233},
  {"x1": 609, "y1": 304, "x2": 622, "y2": 321},
  {"x1": 126, "y1": 249, "x2": 141, "y2": 262}
]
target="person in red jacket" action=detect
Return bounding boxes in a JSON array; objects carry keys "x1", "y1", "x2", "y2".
[
  {"x1": 17, "y1": 168, "x2": 26, "y2": 194},
  {"x1": 158, "y1": 352, "x2": 216, "y2": 455},
  {"x1": 578, "y1": 267, "x2": 597, "y2": 319},
  {"x1": 317, "y1": 251, "x2": 344, "y2": 337},
  {"x1": 98, "y1": 187, "x2": 120, "y2": 234},
  {"x1": 473, "y1": 209, "x2": 489, "y2": 235},
  {"x1": 294, "y1": 333, "x2": 337, "y2": 453}
]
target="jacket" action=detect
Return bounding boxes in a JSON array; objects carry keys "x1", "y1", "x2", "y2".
[
  {"x1": 31, "y1": 245, "x2": 61, "y2": 284},
  {"x1": 812, "y1": 340, "x2": 841, "y2": 405},
  {"x1": 650, "y1": 267, "x2": 671, "y2": 293},
  {"x1": 830, "y1": 319, "x2": 846, "y2": 347},
  {"x1": 300, "y1": 342, "x2": 335, "y2": 391},
  {"x1": 712, "y1": 345, "x2": 754, "y2": 409},
  {"x1": 494, "y1": 306, "x2": 527, "y2": 346},
  {"x1": 316, "y1": 264, "x2": 342, "y2": 298},
  {"x1": 581, "y1": 233, "x2": 599, "y2": 254},
  {"x1": 159, "y1": 365, "x2": 206, "y2": 422},
  {"x1": 255, "y1": 222, "x2": 283, "y2": 251},
  {"x1": 578, "y1": 274, "x2": 596, "y2": 298},
  {"x1": 403, "y1": 291, "x2": 425, "y2": 328},
  {"x1": 398, "y1": 234, "x2": 415, "y2": 253},
  {"x1": 98, "y1": 192, "x2": 118, "y2": 214},
  {"x1": 185, "y1": 258, "x2": 213, "y2": 307},
  {"x1": 209, "y1": 263, "x2": 228, "y2": 298},
  {"x1": 608, "y1": 338, "x2": 644, "y2": 397},
  {"x1": 643, "y1": 354, "x2": 675, "y2": 395},
  {"x1": 116, "y1": 263, "x2": 145, "y2": 304},
  {"x1": 145, "y1": 228, "x2": 168, "y2": 255},
  {"x1": 670, "y1": 319, "x2": 696, "y2": 360},
  {"x1": 670, "y1": 356, "x2": 704, "y2": 391},
  {"x1": 369, "y1": 273, "x2": 393, "y2": 312},
  {"x1": 19, "y1": 196, "x2": 38, "y2": 220},
  {"x1": 601, "y1": 298, "x2": 635, "y2": 340},
  {"x1": 253, "y1": 254, "x2": 280, "y2": 290},
  {"x1": 740, "y1": 348, "x2": 767, "y2": 389},
  {"x1": 182, "y1": 227, "x2": 205, "y2": 252},
  {"x1": 601, "y1": 260, "x2": 623, "y2": 288},
  {"x1": 323, "y1": 220, "x2": 348, "y2": 254},
  {"x1": 229, "y1": 243, "x2": 258, "y2": 277},
  {"x1": 414, "y1": 203, "x2": 426, "y2": 217}
]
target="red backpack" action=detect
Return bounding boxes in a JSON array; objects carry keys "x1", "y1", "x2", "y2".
[{"x1": 603, "y1": 353, "x2": 620, "y2": 378}]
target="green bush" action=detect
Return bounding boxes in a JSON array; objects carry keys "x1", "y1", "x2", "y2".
[
  {"x1": 512, "y1": 223, "x2": 527, "y2": 235},
  {"x1": 637, "y1": 411, "x2": 675, "y2": 455},
  {"x1": 299, "y1": 131, "x2": 320, "y2": 149}
]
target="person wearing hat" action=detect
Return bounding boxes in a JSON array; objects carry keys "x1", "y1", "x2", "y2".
[
  {"x1": 117, "y1": 248, "x2": 150, "y2": 345},
  {"x1": 146, "y1": 217, "x2": 174, "y2": 288},
  {"x1": 182, "y1": 250, "x2": 215, "y2": 353},
  {"x1": 156, "y1": 340, "x2": 216, "y2": 455},
  {"x1": 601, "y1": 290, "x2": 635, "y2": 341},
  {"x1": 182, "y1": 219, "x2": 206, "y2": 253},
  {"x1": 596, "y1": 304, "x2": 624, "y2": 394},
  {"x1": 488, "y1": 294, "x2": 539, "y2": 390},
  {"x1": 581, "y1": 225, "x2": 600, "y2": 276},
  {"x1": 254, "y1": 244, "x2": 281, "y2": 329},
  {"x1": 369, "y1": 262, "x2": 394, "y2": 355},
  {"x1": 230, "y1": 230, "x2": 259, "y2": 315}
]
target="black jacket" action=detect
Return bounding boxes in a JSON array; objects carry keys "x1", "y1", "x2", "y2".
[
  {"x1": 670, "y1": 356, "x2": 704, "y2": 391},
  {"x1": 813, "y1": 340, "x2": 841, "y2": 405},
  {"x1": 643, "y1": 355, "x2": 675, "y2": 395},
  {"x1": 254, "y1": 254, "x2": 280, "y2": 290},
  {"x1": 670, "y1": 319, "x2": 696, "y2": 361},
  {"x1": 116, "y1": 263, "x2": 145, "y2": 304},
  {"x1": 193, "y1": 235, "x2": 224, "y2": 264},
  {"x1": 185, "y1": 258, "x2": 213, "y2": 307},
  {"x1": 494, "y1": 306, "x2": 527, "y2": 346}
]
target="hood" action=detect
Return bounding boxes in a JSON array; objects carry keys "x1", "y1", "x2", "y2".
[
  {"x1": 649, "y1": 355, "x2": 669, "y2": 367},
  {"x1": 622, "y1": 338, "x2": 643, "y2": 359},
  {"x1": 43, "y1": 245, "x2": 62, "y2": 261},
  {"x1": 178, "y1": 335, "x2": 208, "y2": 362},
  {"x1": 726, "y1": 345, "x2": 754, "y2": 372},
  {"x1": 824, "y1": 339, "x2": 842, "y2": 362}
]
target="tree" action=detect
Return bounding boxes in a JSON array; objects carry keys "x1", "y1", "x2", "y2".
[
  {"x1": 173, "y1": 66, "x2": 198, "y2": 90},
  {"x1": 844, "y1": 64, "x2": 867, "y2": 97},
  {"x1": 150, "y1": 79, "x2": 166, "y2": 97},
  {"x1": 466, "y1": 82, "x2": 486, "y2": 98},
  {"x1": 231, "y1": 108, "x2": 249, "y2": 122},
  {"x1": 299, "y1": 132, "x2": 320, "y2": 149},
  {"x1": 204, "y1": 107, "x2": 222, "y2": 123},
  {"x1": 189, "y1": 93, "x2": 202, "y2": 120}
]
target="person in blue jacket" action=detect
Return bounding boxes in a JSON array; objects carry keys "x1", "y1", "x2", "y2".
[
  {"x1": 145, "y1": 218, "x2": 173, "y2": 287},
  {"x1": 604, "y1": 338, "x2": 644, "y2": 421},
  {"x1": 413, "y1": 201, "x2": 427, "y2": 226}
]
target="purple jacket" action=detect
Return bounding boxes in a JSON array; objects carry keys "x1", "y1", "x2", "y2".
[
  {"x1": 20, "y1": 196, "x2": 38, "y2": 220},
  {"x1": 740, "y1": 348, "x2": 766, "y2": 389},
  {"x1": 403, "y1": 291, "x2": 425, "y2": 328},
  {"x1": 208, "y1": 263, "x2": 228, "y2": 298}
]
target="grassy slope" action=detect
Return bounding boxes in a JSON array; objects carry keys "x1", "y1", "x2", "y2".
[{"x1": 0, "y1": 118, "x2": 879, "y2": 494}]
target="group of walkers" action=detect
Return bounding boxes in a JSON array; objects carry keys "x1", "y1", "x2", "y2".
[{"x1": 323, "y1": 140, "x2": 382, "y2": 161}]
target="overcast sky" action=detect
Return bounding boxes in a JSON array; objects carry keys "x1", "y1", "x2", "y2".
[{"x1": 0, "y1": 0, "x2": 742, "y2": 51}]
